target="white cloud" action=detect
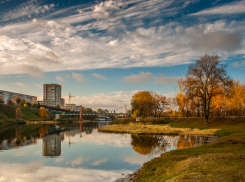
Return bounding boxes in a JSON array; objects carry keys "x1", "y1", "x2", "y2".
[
  {"x1": 56, "y1": 76, "x2": 65, "y2": 82},
  {"x1": 91, "y1": 73, "x2": 107, "y2": 80},
  {"x1": 93, "y1": 0, "x2": 123, "y2": 19},
  {"x1": 0, "y1": 1, "x2": 244, "y2": 77},
  {"x1": 124, "y1": 155, "x2": 149, "y2": 165},
  {"x1": 153, "y1": 74, "x2": 181, "y2": 84},
  {"x1": 13, "y1": 82, "x2": 28, "y2": 87},
  {"x1": 72, "y1": 73, "x2": 89, "y2": 82},
  {"x1": 71, "y1": 156, "x2": 89, "y2": 166},
  {"x1": 91, "y1": 158, "x2": 107, "y2": 166},
  {"x1": 55, "y1": 157, "x2": 65, "y2": 163},
  {"x1": 0, "y1": 163, "x2": 133, "y2": 182},
  {"x1": 107, "y1": 40, "x2": 117, "y2": 46},
  {"x1": 34, "y1": 84, "x2": 42, "y2": 88},
  {"x1": 232, "y1": 60, "x2": 245, "y2": 68},
  {"x1": 62, "y1": 90, "x2": 140, "y2": 111},
  {"x1": 124, "y1": 72, "x2": 153, "y2": 84},
  {"x1": 0, "y1": 1, "x2": 56, "y2": 21},
  {"x1": 191, "y1": 1, "x2": 245, "y2": 15}
]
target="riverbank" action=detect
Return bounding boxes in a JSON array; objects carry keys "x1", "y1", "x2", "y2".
[
  {"x1": 98, "y1": 123, "x2": 219, "y2": 135},
  {"x1": 26, "y1": 119, "x2": 92, "y2": 125},
  {"x1": 126, "y1": 117, "x2": 245, "y2": 181}
]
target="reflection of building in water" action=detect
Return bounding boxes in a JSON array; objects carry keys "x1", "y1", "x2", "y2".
[
  {"x1": 43, "y1": 134, "x2": 61, "y2": 157},
  {"x1": 0, "y1": 136, "x2": 37, "y2": 150},
  {"x1": 177, "y1": 135, "x2": 206, "y2": 149}
]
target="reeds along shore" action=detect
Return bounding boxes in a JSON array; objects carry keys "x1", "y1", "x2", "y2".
[{"x1": 98, "y1": 123, "x2": 219, "y2": 135}]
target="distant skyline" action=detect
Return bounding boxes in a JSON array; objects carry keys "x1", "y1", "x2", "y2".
[{"x1": 0, "y1": 0, "x2": 245, "y2": 110}]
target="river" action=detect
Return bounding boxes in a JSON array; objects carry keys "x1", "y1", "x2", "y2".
[{"x1": 0, "y1": 122, "x2": 217, "y2": 182}]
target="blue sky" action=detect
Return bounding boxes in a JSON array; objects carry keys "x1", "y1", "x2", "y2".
[{"x1": 0, "y1": 0, "x2": 245, "y2": 110}]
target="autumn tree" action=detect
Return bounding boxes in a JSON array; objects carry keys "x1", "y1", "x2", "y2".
[
  {"x1": 21, "y1": 99, "x2": 26, "y2": 106},
  {"x1": 131, "y1": 91, "x2": 154, "y2": 117},
  {"x1": 39, "y1": 108, "x2": 48, "y2": 118},
  {"x1": 12, "y1": 95, "x2": 22, "y2": 106},
  {"x1": 39, "y1": 108, "x2": 43, "y2": 117},
  {"x1": 56, "y1": 104, "x2": 60, "y2": 108},
  {"x1": 185, "y1": 54, "x2": 232, "y2": 124},
  {"x1": 0, "y1": 96, "x2": 3, "y2": 104},
  {"x1": 41, "y1": 108, "x2": 48, "y2": 118},
  {"x1": 227, "y1": 81, "x2": 245, "y2": 116},
  {"x1": 16, "y1": 107, "x2": 22, "y2": 119},
  {"x1": 154, "y1": 94, "x2": 168, "y2": 118}
]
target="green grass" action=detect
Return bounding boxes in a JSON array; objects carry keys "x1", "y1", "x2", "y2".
[{"x1": 136, "y1": 118, "x2": 245, "y2": 182}]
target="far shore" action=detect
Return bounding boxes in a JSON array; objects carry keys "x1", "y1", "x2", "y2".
[{"x1": 26, "y1": 120, "x2": 94, "y2": 125}]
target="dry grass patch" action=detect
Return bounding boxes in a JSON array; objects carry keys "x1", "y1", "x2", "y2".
[{"x1": 98, "y1": 123, "x2": 219, "y2": 135}]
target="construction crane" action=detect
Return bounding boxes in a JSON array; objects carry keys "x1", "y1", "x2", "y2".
[{"x1": 69, "y1": 92, "x2": 75, "y2": 104}]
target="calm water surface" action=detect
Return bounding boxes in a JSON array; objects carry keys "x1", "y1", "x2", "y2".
[{"x1": 0, "y1": 122, "x2": 212, "y2": 182}]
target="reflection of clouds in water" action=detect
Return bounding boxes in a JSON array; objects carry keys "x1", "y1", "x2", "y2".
[
  {"x1": 34, "y1": 150, "x2": 42, "y2": 155},
  {"x1": 55, "y1": 157, "x2": 65, "y2": 163},
  {"x1": 91, "y1": 158, "x2": 107, "y2": 166},
  {"x1": 64, "y1": 131, "x2": 131, "y2": 147},
  {"x1": 14, "y1": 150, "x2": 29, "y2": 156},
  {"x1": 0, "y1": 163, "x2": 132, "y2": 182},
  {"x1": 72, "y1": 156, "x2": 90, "y2": 166},
  {"x1": 124, "y1": 155, "x2": 149, "y2": 165}
]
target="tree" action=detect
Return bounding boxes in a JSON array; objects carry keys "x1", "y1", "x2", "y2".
[
  {"x1": 154, "y1": 94, "x2": 168, "y2": 118},
  {"x1": 0, "y1": 96, "x2": 3, "y2": 104},
  {"x1": 16, "y1": 107, "x2": 22, "y2": 119},
  {"x1": 12, "y1": 95, "x2": 22, "y2": 106},
  {"x1": 7, "y1": 99, "x2": 14, "y2": 105},
  {"x1": 39, "y1": 108, "x2": 43, "y2": 117},
  {"x1": 21, "y1": 99, "x2": 26, "y2": 106},
  {"x1": 131, "y1": 91, "x2": 154, "y2": 117},
  {"x1": 32, "y1": 102, "x2": 38, "y2": 108},
  {"x1": 56, "y1": 104, "x2": 60, "y2": 109},
  {"x1": 41, "y1": 108, "x2": 48, "y2": 118},
  {"x1": 185, "y1": 54, "x2": 232, "y2": 124}
]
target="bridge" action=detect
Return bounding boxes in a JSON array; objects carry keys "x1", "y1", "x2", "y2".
[{"x1": 62, "y1": 113, "x2": 131, "y2": 116}]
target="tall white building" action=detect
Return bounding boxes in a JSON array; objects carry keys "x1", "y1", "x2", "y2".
[{"x1": 43, "y1": 83, "x2": 61, "y2": 107}]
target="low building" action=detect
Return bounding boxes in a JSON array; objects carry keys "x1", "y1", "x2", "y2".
[
  {"x1": 61, "y1": 98, "x2": 65, "y2": 107},
  {"x1": 66, "y1": 104, "x2": 76, "y2": 111},
  {"x1": 37, "y1": 101, "x2": 44, "y2": 105},
  {"x1": 0, "y1": 90, "x2": 37, "y2": 104}
]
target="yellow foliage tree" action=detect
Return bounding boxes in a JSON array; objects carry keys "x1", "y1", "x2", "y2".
[
  {"x1": 39, "y1": 108, "x2": 48, "y2": 118},
  {"x1": 41, "y1": 108, "x2": 48, "y2": 118},
  {"x1": 16, "y1": 107, "x2": 22, "y2": 119},
  {"x1": 39, "y1": 108, "x2": 43, "y2": 117}
]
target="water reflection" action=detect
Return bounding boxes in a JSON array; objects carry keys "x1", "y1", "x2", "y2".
[
  {"x1": 0, "y1": 122, "x2": 216, "y2": 182},
  {"x1": 131, "y1": 134, "x2": 208, "y2": 156},
  {"x1": 43, "y1": 134, "x2": 62, "y2": 157},
  {"x1": 177, "y1": 135, "x2": 206, "y2": 149}
]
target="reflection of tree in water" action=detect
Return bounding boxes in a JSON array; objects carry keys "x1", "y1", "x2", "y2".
[
  {"x1": 177, "y1": 135, "x2": 206, "y2": 149},
  {"x1": 39, "y1": 127, "x2": 48, "y2": 137},
  {"x1": 13, "y1": 127, "x2": 22, "y2": 147},
  {"x1": 131, "y1": 135, "x2": 169, "y2": 156}
]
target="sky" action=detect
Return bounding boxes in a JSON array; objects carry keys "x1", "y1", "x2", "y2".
[{"x1": 0, "y1": 0, "x2": 245, "y2": 111}]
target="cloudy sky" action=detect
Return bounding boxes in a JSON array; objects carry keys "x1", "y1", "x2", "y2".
[{"x1": 0, "y1": 0, "x2": 245, "y2": 111}]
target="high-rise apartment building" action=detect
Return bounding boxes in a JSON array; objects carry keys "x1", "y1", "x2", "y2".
[{"x1": 43, "y1": 83, "x2": 61, "y2": 107}]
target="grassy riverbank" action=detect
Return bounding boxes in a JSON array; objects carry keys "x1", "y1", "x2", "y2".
[
  {"x1": 135, "y1": 118, "x2": 245, "y2": 182},
  {"x1": 101, "y1": 117, "x2": 245, "y2": 181}
]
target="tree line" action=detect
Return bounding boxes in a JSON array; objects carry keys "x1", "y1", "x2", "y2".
[{"x1": 131, "y1": 54, "x2": 245, "y2": 124}]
